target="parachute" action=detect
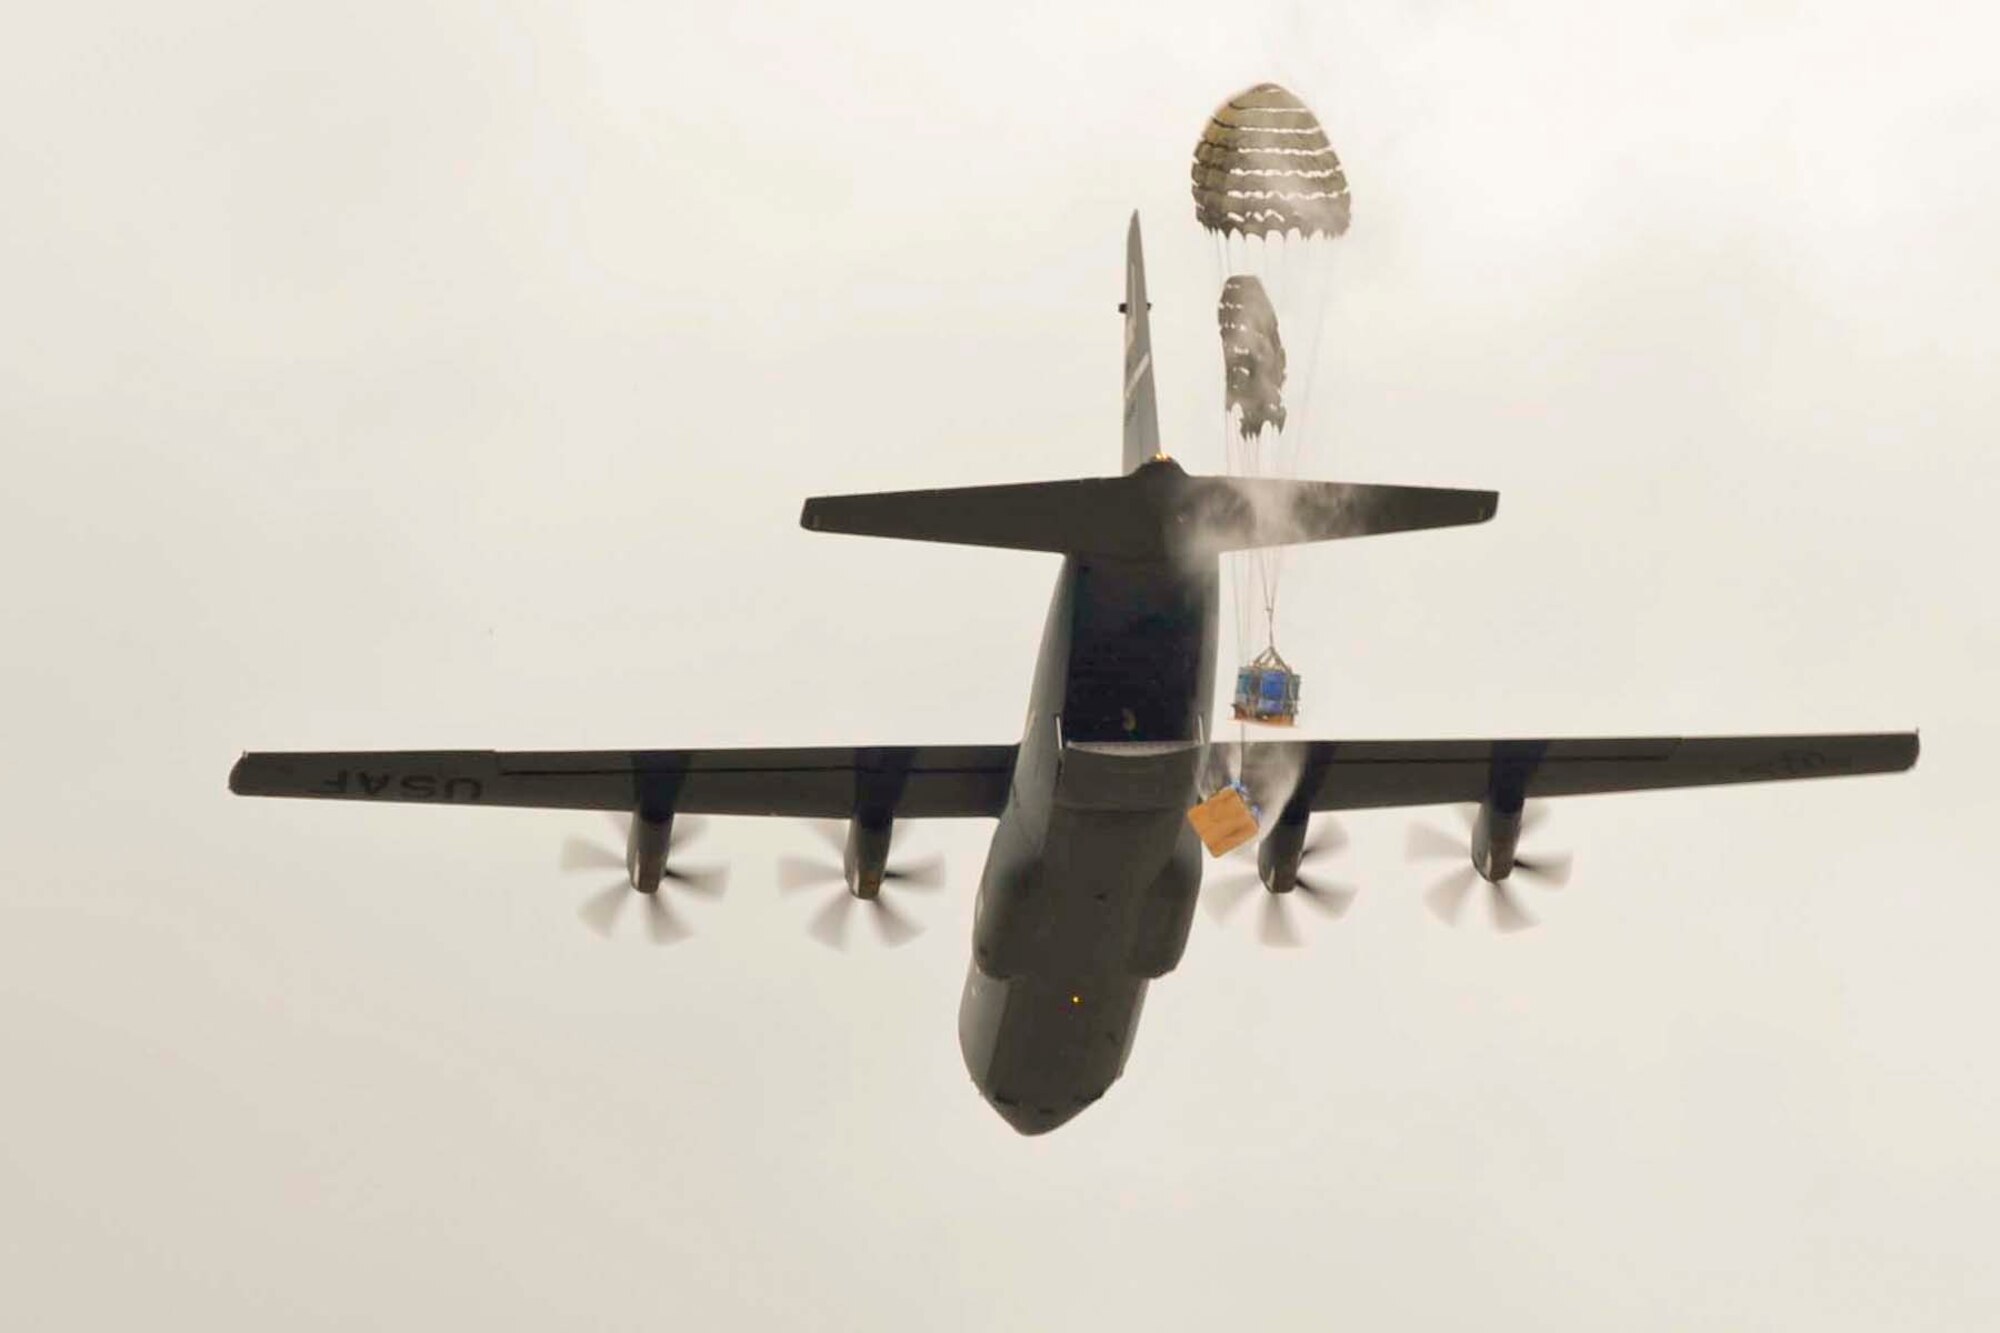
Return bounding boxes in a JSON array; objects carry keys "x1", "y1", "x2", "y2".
[
  {"x1": 1218, "y1": 275, "x2": 1288, "y2": 439},
  {"x1": 1192, "y1": 82, "x2": 1350, "y2": 240},
  {"x1": 1193, "y1": 82, "x2": 1351, "y2": 730}
]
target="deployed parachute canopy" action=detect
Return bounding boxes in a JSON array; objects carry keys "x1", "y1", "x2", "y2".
[
  {"x1": 1218, "y1": 274, "x2": 1288, "y2": 440},
  {"x1": 1192, "y1": 82, "x2": 1350, "y2": 241}
]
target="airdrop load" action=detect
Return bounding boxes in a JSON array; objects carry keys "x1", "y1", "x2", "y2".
[
  {"x1": 1187, "y1": 780, "x2": 1262, "y2": 858},
  {"x1": 1232, "y1": 645, "x2": 1301, "y2": 727}
]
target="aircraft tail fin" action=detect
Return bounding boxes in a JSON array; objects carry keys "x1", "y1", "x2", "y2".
[
  {"x1": 1120, "y1": 212, "x2": 1161, "y2": 475},
  {"x1": 801, "y1": 459, "x2": 1496, "y2": 562}
]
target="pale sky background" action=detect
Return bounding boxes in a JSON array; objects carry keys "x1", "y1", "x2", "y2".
[{"x1": 4, "y1": 1, "x2": 1997, "y2": 1327}]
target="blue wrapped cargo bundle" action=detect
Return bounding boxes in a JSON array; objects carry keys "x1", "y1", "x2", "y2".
[{"x1": 1231, "y1": 646, "x2": 1300, "y2": 725}]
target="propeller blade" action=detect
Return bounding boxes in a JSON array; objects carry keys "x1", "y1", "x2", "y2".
[
  {"x1": 664, "y1": 864, "x2": 727, "y2": 898},
  {"x1": 1258, "y1": 894, "x2": 1303, "y2": 948},
  {"x1": 803, "y1": 819, "x2": 846, "y2": 855},
  {"x1": 779, "y1": 857, "x2": 843, "y2": 893},
  {"x1": 1410, "y1": 803, "x2": 1569, "y2": 930},
  {"x1": 1294, "y1": 876, "x2": 1356, "y2": 919},
  {"x1": 1425, "y1": 866, "x2": 1479, "y2": 925},
  {"x1": 806, "y1": 893, "x2": 855, "y2": 950},
  {"x1": 884, "y1": 855, "x2": 945, "y2": 891},
  {"x1": 577, "y1": 882, "x2": 629, "y2": 937},
  {"x1": 869, "y1": 897, "x2": 922, "y2": 947},
  {"x1": 1513, "y1": 851, "x2": 1574, "y2": 888},
  {"x1": 785, "y1": 822, "x2": 941, "y2": 943},
  {"x1": 1300, "y1": 822, "x2": 1349, "y2": 861},
  {"x1": 643, "y1": 892, "x2": 691, "y2": 945},
  {"x1": 668, "y1": 815, "x2": 708, "y2": 851},
  {"x1": 1488, "y1": 881, "x2": 1536, "y2": 933},
  {"x1": 1407, "y1": 823, "x2": 1465, "y2": 861},
  {"x1": 561, "y1": 838, "x2": 624, "y2": 874},
  {"x1": 1205, "y1": 874, "x2": 1260, "y2": 923}
]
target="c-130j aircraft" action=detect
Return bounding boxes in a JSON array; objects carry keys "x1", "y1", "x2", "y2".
[{"x1": 231, "y1": 215, "x2": 1918, "y2": 1135}]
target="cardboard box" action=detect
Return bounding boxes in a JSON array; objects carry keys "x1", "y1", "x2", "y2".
[{"x1": 1187, "y1": 785, "x2": 1259, "y2": 858}]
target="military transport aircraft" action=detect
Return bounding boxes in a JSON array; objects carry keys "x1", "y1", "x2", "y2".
[{"x1": 230, "y1": 215, "x2": 1918, "y2": 1135}]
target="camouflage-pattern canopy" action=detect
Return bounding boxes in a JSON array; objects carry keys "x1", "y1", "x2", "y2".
[
  {"x1": 1192, "y1": 83, "x2": 1350, "y2": 239},
  {"x1": 1218, "y1": 275, "x2": 1287, "y2": 439}
]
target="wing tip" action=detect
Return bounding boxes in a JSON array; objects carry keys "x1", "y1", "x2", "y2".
[{"x1": 229, "y1": 751, "x2": 288, "y2": 796}]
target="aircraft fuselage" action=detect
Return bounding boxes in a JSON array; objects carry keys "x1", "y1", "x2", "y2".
[{"x1": 958, "y1": 549, "x2": 1219, "y2": 1134}]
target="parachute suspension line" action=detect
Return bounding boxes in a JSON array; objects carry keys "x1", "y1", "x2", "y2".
[
  {"x1": 1287, "y1": 239, "x2": 1338, "y2": 662},
  {"x1": 1251, "y1": 526, "x2": 1279, "y2": 671},
  {"x1": 1215, "y1": 226, "x2": 1263, "y2": 677},
  {"x1": 1290, "y1": 242, "x2": 1336, "y2": 472}
]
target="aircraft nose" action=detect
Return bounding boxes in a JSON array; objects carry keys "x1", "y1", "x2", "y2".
[{"x1": 987, "y1": 1093, "x2": 1095, "y2": 1136}]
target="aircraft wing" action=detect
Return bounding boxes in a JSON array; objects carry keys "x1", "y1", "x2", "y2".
[
  {"x1": 232, "y1": 732, "x2": 1917, "y2": 820},
  {"x1": 1227, "y1": 732, "x2": 1919, "y2": 812},
  {"x1": 228, "y1": 745, "x2": 1017, "y2": 819}
]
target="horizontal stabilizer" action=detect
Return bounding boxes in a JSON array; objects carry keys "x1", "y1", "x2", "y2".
[{"x1": 801, "y1": 458, "x2": 1496, "y2": 562}]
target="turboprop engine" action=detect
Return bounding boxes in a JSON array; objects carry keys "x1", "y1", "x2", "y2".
[
  {"x1": 842, "y1": 816, "x2": 895, "y2": 898},
  {"x1": 1406, "y1": 798, "x2": 1576, "y2": 931},
  {"x1": 1202, "y1": 810, "x2": 1357, "y2": 947},
  {"x1": 626, "y1": 812, "x2": 673, "y2": 893},
  {"x1": 778, "y1": 814, "x2": 944, "y2": 949},
  {"x1": 558, "y1": 812, "x2": 726, "y2": 943},
  {"x1": 1467, "y1": 800, "x2": 1524, "y2": 884}
]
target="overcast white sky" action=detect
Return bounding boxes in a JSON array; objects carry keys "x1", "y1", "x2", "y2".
[{"x1": 4, "y1": 1, "x2": 1997, "y2": 1327}]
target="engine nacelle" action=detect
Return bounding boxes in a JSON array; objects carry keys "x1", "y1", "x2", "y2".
[
  {"x1": 1257, "y1": 812, "x2": 1309, "y2": 893},
  {"x1": 626, "y1": 813, "x2": 672, "y2": 893},
  {"x1": 1470, "y1": 799, "x2": 1524, "y2": 882},
  {"x1": 844, "y1": 815, "x2": 894, "y2": 898}
]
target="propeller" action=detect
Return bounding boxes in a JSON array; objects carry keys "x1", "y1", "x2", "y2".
[
  {"x1": 559, "y1": 812, "x2": 726, "y2": 944},
  {"x1": 778, "y1": 820, "x2": 942, "y2": 950},
  {"x1": 1204, "y1": 819, "x2": 1356, "y2": 948},
  {"x1": 1406, "y1": 802, "x2": 1572, "y2": 932}
]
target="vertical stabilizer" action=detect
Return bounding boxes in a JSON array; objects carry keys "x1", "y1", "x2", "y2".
[{"x1": 1121, "y1": 212, "x2": 1162, "y2": 474}]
